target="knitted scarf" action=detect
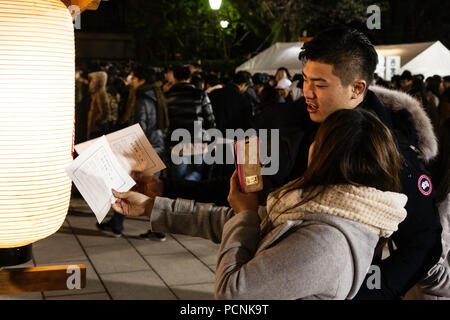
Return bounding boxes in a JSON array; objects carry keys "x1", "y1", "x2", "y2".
[{"x1": 265, "y1": 184, "x2": 408, "y2": 237}]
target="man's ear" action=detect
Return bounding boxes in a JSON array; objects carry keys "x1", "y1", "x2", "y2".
[{"x1": 351, "y1": 80, "x2": 367, "y2": 99}]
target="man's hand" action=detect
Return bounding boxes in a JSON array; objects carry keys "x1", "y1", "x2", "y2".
[
  {"x1": 227, "y1": 171, "x2": 259, "y2": 214},
  {"x1": 130, "y1": 172, "x2": 164, "y2": 198},
  {"x1": 111, "y1": 189, "x2": 154, "y2": 217}
]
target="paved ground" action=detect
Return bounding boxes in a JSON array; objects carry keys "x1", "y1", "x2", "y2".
[{"x1": 0, "y1": 197, "x2": 220, "y2": 300}]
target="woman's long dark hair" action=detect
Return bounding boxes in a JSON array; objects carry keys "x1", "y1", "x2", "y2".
[{"x1": 260, "y1": 108, "x2": 402, "y2": 234}]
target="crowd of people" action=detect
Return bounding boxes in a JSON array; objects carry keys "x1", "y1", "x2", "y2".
[{"x1": 73, "y1": 26, "x2": 450, "y2": 300}]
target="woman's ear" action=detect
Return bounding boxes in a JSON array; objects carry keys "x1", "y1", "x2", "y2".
[{"x1": 351, "y1": 80, "x2": 367, "y2": 99}]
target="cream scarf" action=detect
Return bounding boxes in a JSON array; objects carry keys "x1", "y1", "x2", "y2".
[{"x1": 265, "y1": 184, "x2": 408, "y2": 238}]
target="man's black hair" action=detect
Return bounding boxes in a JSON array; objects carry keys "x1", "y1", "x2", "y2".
[
  {"x1": 233, "y1": 71, "x2": 251, "y2": 86},
  {"x1": 205, "y1": 74, "x2": 220, "y2": 87},
  {"x1": 173, "y1": 65, "x2": 191, "y2": 81},
  {"x1": 299, "y1": 26, "x2": 378, "y2": 86},
  {"x1": 400, "y1": 70, "x2": 413, "y2": 81},
  {"x1": 252, "y1": 73, "x2": 267, "y2": 85},
  {"x1": 444, "y1": 75, "x2": 450, "y2": 82},
  {"x1": 133, "y1": 65, "x2": 156, "y2": 84}
]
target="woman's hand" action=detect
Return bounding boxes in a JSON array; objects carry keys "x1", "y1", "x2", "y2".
[
  {"x1": 111, "y1": 189, "x2": 154, "y2": 217},
  {"x1": 227, "y1": 171, "x2": 259, "y2": 214}
]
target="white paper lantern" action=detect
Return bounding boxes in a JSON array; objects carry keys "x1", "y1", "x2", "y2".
[{"x1": 0, "y1": 0, "x2": 74, "y2": 248}]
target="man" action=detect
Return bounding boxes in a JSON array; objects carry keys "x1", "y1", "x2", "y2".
[
  {"x1": 97, "y1": 65, "x2": 168, "y2": 241},
  {"x1": 165, "y1": 65, "x2": 216, "y2": 181},
  {"x1": 208, "y1": 71, "x2": 253, "y2": 135},
  {"x1": 443, "y1": 75, "x2": 450, "y2": 90},
  {"x1": 400, "y1": 70, "x2": 414, "y2": 92},
  {"x1": 297, "y1": 29, "x2": 442, "y2": 299},
  {"x1": 275, "y1": 78, "x2": 293, "y2": 102},
  {"x1": 117, "y1": 27, "x2": 443, "y2": 299},
  {"x1": 204, "y1": 73, "x2": 223, "y2": 94},
  {"x1": 132, "y1": 66, "x2": 167, "y2": 158}
]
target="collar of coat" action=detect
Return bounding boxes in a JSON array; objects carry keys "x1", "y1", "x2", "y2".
[{"x1": 368, "y1": 85, "x2": 438, "y2": 162}]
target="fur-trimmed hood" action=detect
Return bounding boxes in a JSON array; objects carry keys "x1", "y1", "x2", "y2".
[{"x1": 369, "y1": 85, "x2": 438, "y2": 162}]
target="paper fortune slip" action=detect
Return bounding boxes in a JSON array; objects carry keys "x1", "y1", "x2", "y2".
[
  {"x1": 66, "y1": 136, "x2": 136, "y2": 223},
  {"x1": 74, "y1": 123, "x2": 166, "y2": 175}
]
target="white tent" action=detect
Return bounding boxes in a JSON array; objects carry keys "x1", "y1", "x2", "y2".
[
  {"x1": 235, "y1": 42, "x2": 305, "y2": 75},
  {"x1": 375, "y1": 41, "x2": 450, "y2": 79}
]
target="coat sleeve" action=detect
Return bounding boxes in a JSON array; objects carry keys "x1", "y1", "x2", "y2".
[{"x1": 150, "y1": 197, "x2": 235, "y2": 243}]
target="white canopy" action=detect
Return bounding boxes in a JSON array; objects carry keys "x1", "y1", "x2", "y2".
[
  {"x1": 235, "y1": 42, "x2": 305, "y2": 76},
  {"x1": 375, "y1": 41, "x2": 450, "y2": 79}
]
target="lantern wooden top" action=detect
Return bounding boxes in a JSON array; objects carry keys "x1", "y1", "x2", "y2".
[{"x1": 61, "y1": 0, "x2": 109, "y2": 12}]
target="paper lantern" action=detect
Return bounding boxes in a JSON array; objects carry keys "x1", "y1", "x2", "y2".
[{"x1": 0, "y1": 0, "x2": 74, "y2": 249}]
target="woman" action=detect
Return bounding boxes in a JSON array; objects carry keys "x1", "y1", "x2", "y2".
[
  {"x1": 111, "y1": 109, "x2": 408, "y2": 300},
  {"x1": 86, "y1": 71, "x2": 110, "y2": 139}
]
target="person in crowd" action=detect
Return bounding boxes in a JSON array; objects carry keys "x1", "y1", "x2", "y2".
[
  {"x1": 267, "y1": 75, "x2": 277, "y2": 87},
  {"x1": 399, "y1": 72, "x2": 439, "y2": 134},
  {"x1": 96, "y1": 65, "x2": 169, "y2": 240},
  {"x1": 438, "y1": 86, "x2": 450, "y2": 126},
  {"x1": 425, "y1": 76, "x2": 441, "y2": 110},
  {"x1": 132, "y1": 66, "x2": 169, "y2": 158},
  {"x1": 416, "y1": 74, "x2": 425, "y2": 82},
  {"x1": 405, "y1": 118, "x2": 450, "y2": 299},
  {"x1": 413, "y1": 76, "x2": 440, "y2": 134},
  {"x1": 191, "y1": 73, "x2": 205, "y2": 90},
  {"x1": 251, "y1": 73, "x2": 267, "y2": 97},
  {"x1": 391, "y1": 75, "x2": 401, "y2": 90},
  {"x1": 114, "y1": 67, "x2": 132, "y2": 130},
  {"x1": 102, "y1": 67, "x2": 120, "y2": 134},
  {"x1": 74, "y1": 68, "x2": 89, "y2": 145},
  {"x1": 204, "y1": 73, "x2": 223, "y2": 94},
  {"x1": 275, "y1": 78, "x2": 292, "y2": 103},
  {"x1": 165, "y1": 65, "x2": 216, "y2": 182},
  {"x1": 111, "y1": 108, "x2": 408, "y2": 300},
  {"x1": 240, "y1": 71, "x2": 259, "y2": 116},
  {"x1": 443, "y1": 76, "x2": 450, "y2": 90},
  {"x1": 162, "y1": 66, "x2": 176, "y2": 93},
  {"x1": 275, "y1": 67, "x2": 291, "y2": 82},
  {"x1": 254, "y1": 83, "x2": 284, "y2": 117},
  {"x1": 208, "y1": 71, "x2": 253, "y2": 135},
  {"x1": 117, "y1": 69, "x2": 137, "y2": 129},
  {"x1": 373, "y1": 73, "x2": 390, "y2": 88},
  {"x1": 400, "y1": 70, "x2": 414, "y2": 92},
  {"x1": 86, "y1": 71, "x2": 110, "y2": 139},
  {"x1": 126, "y1": 27, "x2": 442, "y2": 300},
  {"x1": 189, "y1": 62, "x2": 202, "y2": 77},
  {"x1": 289, "y1": 74, "x2": 304, "y2": 102}
]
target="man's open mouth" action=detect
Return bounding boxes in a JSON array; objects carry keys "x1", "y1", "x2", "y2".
[{"x1": 307, "y1": 103, "x2": 319, "y2": 112}]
